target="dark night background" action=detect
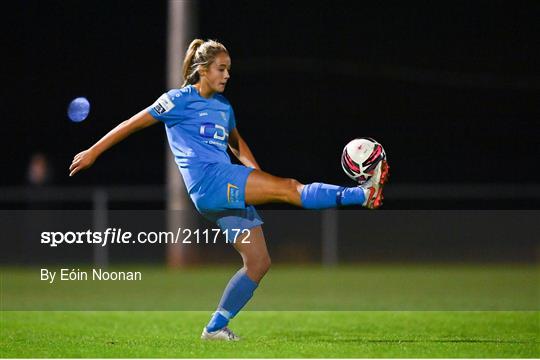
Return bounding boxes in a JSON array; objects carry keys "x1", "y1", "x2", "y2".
[{"x1": 6, "y1": 1, "x2": 540, "y2": 206}]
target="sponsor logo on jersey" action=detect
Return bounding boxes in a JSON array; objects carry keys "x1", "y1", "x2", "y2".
[
  {"x1": 199, "y1": 112, "x2": 208, "y2": 117},
  {"x1": 152, "y1": 94, "x2": 175, "y2": 114},
  {"x1": 199, "y1": 123, "x2": 229, "y2": 141}
]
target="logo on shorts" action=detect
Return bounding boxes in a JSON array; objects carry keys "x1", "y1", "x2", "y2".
[{"x1": 227, "y1": 183, "x2": 239, "y2": 203}]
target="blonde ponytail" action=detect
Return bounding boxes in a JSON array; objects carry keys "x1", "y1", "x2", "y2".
[{"x1": 182, "y1": 39, "x2": 205, "y2": 87}]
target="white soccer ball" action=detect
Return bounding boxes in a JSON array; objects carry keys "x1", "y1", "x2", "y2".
[{"x1": 341, "y1": 137, "x2": 386, "y2": 183}]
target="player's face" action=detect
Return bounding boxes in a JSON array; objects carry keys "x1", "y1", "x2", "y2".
[{"x1": 202, "y1": 52, "x2": 231, "y2": 93}]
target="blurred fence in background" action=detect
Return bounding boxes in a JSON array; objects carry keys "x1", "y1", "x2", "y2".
[{"x1": 1, "y1": 185, "x2": 539, "y2": 266}]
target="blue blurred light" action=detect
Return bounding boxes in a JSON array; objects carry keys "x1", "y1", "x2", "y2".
[{"x1": 67, "y1": 97, "x2": 90, "y2": 122}]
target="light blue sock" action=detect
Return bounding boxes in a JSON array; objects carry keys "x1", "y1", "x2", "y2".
[
  {"x1": 206, "y1": 268, "x2": 258, "y2": 332},
  {"x1": 300, "y1": 182, "x2": 366, "y2": 209},
  {"x1": 205, "y1": 311, "x2": 229, "y2": 333}
]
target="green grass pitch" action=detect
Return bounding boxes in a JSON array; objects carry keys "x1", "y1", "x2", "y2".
[
  {"x1": 2, "y1": 311, "x2": 538, "y2": 358},
  {"x1": 1, "y1": 265, "x2": 538, "y2": 357}
]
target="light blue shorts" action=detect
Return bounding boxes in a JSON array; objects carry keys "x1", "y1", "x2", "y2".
[{"x1": 189, "y1": 163, "x2": 264, "y2": 234}]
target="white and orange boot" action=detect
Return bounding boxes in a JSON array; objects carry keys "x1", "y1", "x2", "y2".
[{"x1": 362, "y1": 160, "x2": 390, "y2": 209}]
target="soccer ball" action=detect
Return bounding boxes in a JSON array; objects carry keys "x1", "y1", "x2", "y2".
[{"x1": 341, "y1": 137, "x2": 386, "y2": 183}]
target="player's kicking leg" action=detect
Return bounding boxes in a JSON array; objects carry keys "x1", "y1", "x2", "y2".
[{"x1": 244, "y1": 160, "x2": 389, "y2": 209}]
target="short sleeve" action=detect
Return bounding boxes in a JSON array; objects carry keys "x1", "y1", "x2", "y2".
[
  {"x1": 147, "y1": 89, "x2": 186, "y2": 125},
  {"x1": 229, "y1": 106, "x2": 237, "y2": 132}
]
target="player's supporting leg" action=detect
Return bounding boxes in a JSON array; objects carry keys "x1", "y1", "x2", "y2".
[
  {"x1": 245, "y1": 161, "x2": 388, "y2": 209},
  {"x1": 203, "y1": 226, "x2": 269, "y2": 339}
]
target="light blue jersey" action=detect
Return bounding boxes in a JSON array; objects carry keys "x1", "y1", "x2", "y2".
[
  {"x1": 148, "y1": 85, "x2": 263, "y2": 232},
  {"x1": 148, "y1": 85, "x2": 236, "y2": 193}
]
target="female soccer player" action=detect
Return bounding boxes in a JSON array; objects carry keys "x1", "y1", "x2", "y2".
[{"x1": 69, "y1": 39, "x2": 389, "y2": 341}]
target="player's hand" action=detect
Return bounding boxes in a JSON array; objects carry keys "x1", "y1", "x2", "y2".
[{"x1": 69, "y1": 149, "x2": 96, "y2": 177}]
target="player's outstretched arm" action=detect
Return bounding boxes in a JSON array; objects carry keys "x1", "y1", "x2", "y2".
[
  {"x1": 228, "y1": 128, "x2": 261, "y2": 170},
  {"x1": 69, "y1": 109, "x2": 158, "y2": 177}
]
